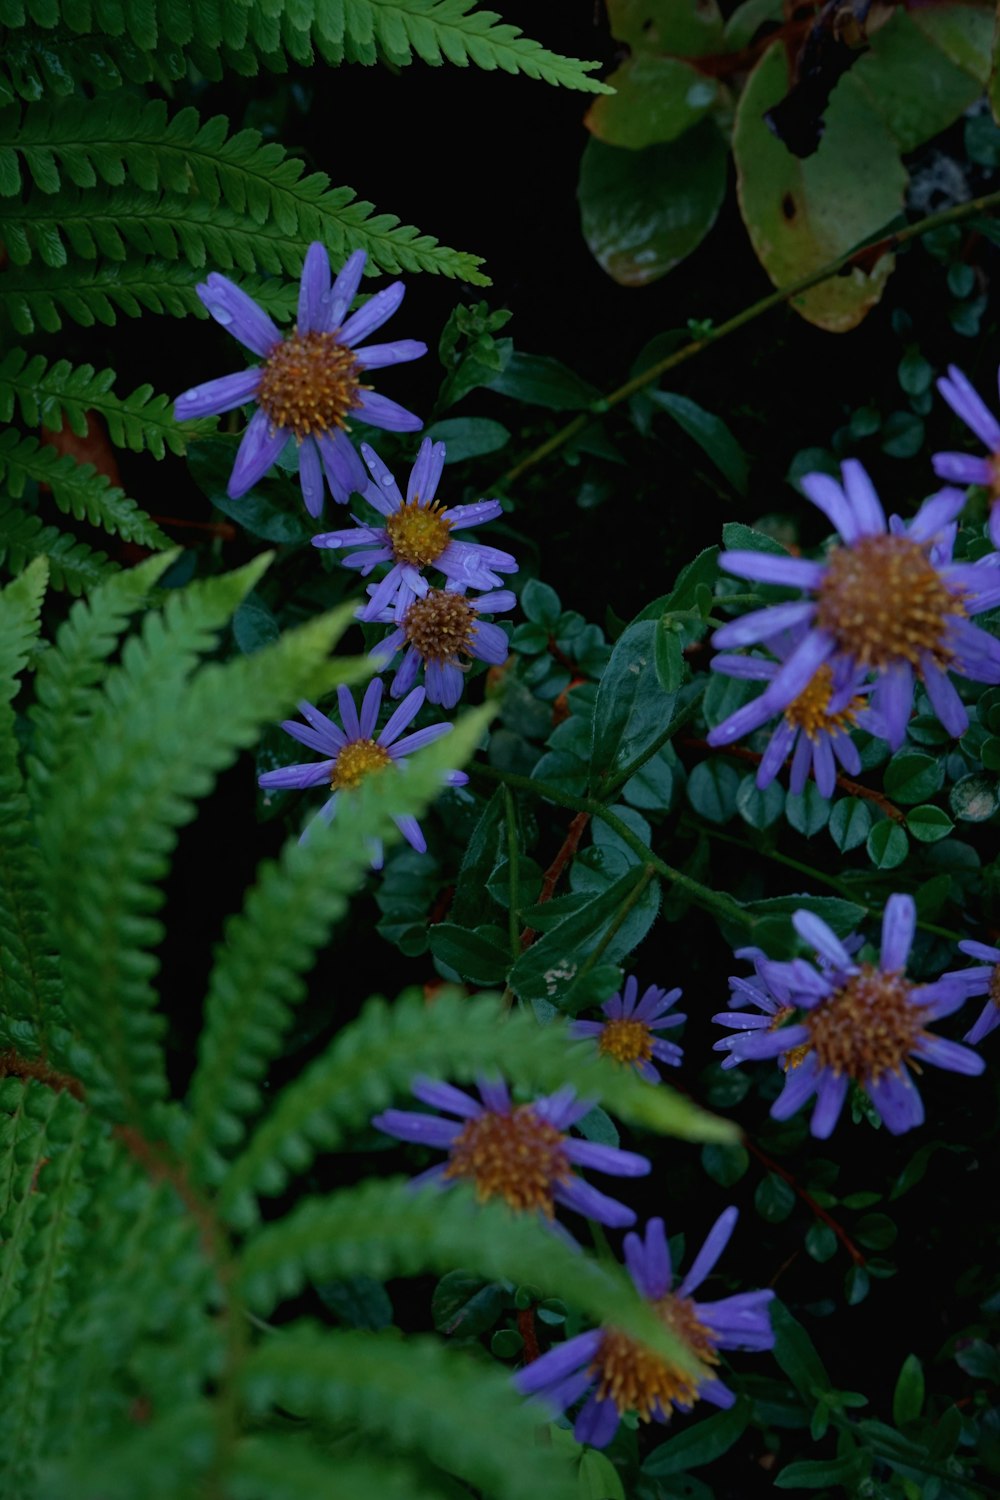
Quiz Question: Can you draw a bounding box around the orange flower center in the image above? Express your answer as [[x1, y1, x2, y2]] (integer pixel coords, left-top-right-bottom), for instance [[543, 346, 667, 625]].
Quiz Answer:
[[330, 738, 391, 791], [990, 964, 1000, 1010], [592, 1294, 719, 1420], [442, 1104, 571, 1215], [598, 1017, 654, 1066], [816, 534, 965, 672], [257, 328, 362, 440], [385, 500, 452, 567], [805, 963, 927, 1082], [783, 664, 864, 742], [403, 590, 478, 662]]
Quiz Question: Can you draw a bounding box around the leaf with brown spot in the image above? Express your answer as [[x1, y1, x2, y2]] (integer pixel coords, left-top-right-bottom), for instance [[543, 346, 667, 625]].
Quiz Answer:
[[585, 53, 721, 150], [734, 41, 906, 331], [606, 0, 725, 58]]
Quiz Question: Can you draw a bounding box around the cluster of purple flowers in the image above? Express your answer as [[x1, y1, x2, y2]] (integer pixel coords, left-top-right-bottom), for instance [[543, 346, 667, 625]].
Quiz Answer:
[[705, 361, 1000, 793], [176, 242, 518, 854]]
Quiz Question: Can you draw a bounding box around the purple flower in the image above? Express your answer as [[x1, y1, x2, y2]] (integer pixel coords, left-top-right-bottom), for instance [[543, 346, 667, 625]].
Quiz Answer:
[[372, 1078, 649, 1228], [515, 1209, 774, 1447], [709, 461, 1000, 750], [943, 939, 1000, 1046], [710, 630, 871, 797], [311, 438, 517, 620], [257, 678, 466, 868], [933, 364, 1000, 548], [366, 581, 515, 708], [174, 243, 426, 517], [714, 897, 982, 1137], [569, 975, 686, 1083]]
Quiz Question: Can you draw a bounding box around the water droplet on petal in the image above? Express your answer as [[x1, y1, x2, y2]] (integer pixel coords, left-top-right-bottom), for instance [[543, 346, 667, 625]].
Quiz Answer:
[[381, 474, 394, 488], [176, 390, 196, 404], [213, 306, 233, 326]]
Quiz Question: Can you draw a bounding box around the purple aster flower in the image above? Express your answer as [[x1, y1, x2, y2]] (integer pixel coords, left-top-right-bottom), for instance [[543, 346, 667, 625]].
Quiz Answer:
[[932, 363, 1000, 548], [515, 1209, 774, 1447], [174, 243, 425, 517], [943, 939, 1000, 1046], [712, 936, 864, 1071], [257, 679, 467, 869], [710, 629, 871, 797], [365, 581, 515, 708], [569, 975, 686, 1083], [311, 438, 517, 620], [372, 1078, 649, 1228], [715, 896, 982, 1137], [709, 461, 1000, 750]]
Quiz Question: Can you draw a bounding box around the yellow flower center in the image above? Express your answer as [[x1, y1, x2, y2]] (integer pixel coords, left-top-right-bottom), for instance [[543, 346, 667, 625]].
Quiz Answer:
[[385, 499, 453, 568], [989, 454, 1000, 501], [403, 590, 478, 663], [330, 738, 392, 791], [598, 1017, 654, 1066], [783, 664, 863, 742], [441, 1104, 571, 1215], [816, 534, 965, 672], [805, 964, 927, 1082], [990, 964, 1000, 1010], [257, 328, 362, 440], [592, 1294, 720, 1421]]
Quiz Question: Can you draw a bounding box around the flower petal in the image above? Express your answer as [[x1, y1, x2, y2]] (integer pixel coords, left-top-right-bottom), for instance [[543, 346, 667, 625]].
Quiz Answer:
[[174, 366, 262, 419], [228, 408, 289, 498], [197, 272, 282, 356]]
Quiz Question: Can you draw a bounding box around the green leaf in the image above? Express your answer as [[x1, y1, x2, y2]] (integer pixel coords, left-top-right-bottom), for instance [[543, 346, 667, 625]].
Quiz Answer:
[[187, 437, 311, 543], [433, 1270, 506, 1338], [905, 804, 953, 843], [649, 391, 749, 494], [607, 0, 725, 57], [578, 122, 727, 287], [228, 1443, 453, 1500], [733, 43, 906, 330], [428, 923, 510, 984], [805, 1223, 838, 1263], [578, 1448, 625, 1500], [774, 1451, 866, 1488], [849, 9, 982, 153], [643, 1396, 753, 1475], [686, 760, 739, 824], [785, 783, 830, 838], [892, 1354, 925, 1425], [0, 427, 168, 548], [424, 416, 511, 461], [585, 54, 719, 149], [755, 1173, 796, 1224], [591, 619, 676, 783], [721, 521, 787, 556], [701, 1143, 749, 1187], [770, 1299, 832, 1401], [240, 1329, 579, 1500], [488, 353, 601, 411], [742, 895, 866, 957], [866, 820, 909, 870], [910, 3, 994, 83], [829, 796, 872, 852], [736, 774, 785, 830]]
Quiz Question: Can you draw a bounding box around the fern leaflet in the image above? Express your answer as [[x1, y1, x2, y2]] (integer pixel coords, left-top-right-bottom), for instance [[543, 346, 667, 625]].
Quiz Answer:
[[0, 493, 113, 592], [0, 427, 169, 548]]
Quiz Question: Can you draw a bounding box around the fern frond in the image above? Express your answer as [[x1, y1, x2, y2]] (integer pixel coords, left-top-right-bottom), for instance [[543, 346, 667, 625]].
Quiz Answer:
[[38, 577, 364, 1125], [28, 551, 177, 808], [294, 0, 614, 91], [0, 349, 214, 458], [0, 258, 218, 334], [5, 179, 487, 283], [220, 990, 734, 1220], [0, 492, 113, 592], [238, 1177, 698, 1369], [230, 1443, 452, 1500], [0, 559, 60, 1041], [240, 1328, 579, 1500], [0, 1079, 92, 1493], [185, 704, 491, 1187], [33, 1402, 217, 1500], [0, 428, 169, 548]]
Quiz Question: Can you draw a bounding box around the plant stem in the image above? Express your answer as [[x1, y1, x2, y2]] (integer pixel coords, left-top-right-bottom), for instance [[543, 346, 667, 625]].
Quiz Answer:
[[501, 188, 1000, 486]]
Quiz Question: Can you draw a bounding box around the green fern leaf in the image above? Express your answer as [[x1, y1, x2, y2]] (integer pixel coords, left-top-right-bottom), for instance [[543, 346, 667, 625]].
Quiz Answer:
[[0, 559, 59, 1039], [0, 492, 113, 592], [38, 572, 365, 1125], [220, 989, 734, 1220], [33, 1401, 218, 1500], [0, 1080, 92, 1493], [0, 427, 169, 547], [240, 1328, 579, 1500], [5, 179, 488, 283], [28, 551, 177, 808], [185, 704, 491, 1186], [238, 1176, 700, 1370], [0, 349, 214, 458], [0, 257, 216, 334], [230, 1439, 460, 1500]]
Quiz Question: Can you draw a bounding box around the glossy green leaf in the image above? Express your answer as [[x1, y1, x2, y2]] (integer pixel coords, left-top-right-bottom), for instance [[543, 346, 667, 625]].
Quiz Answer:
[[578, 122, 727, 288], [883, 750, 943, 805], [701, 1143, 750, 1187], [643, 1396, 752, 1475], [649, 391, 749, 494], [829, 796, 872, 852], [686, 760, 739, 824], [427, 923, 510, 985], [733, 44, 906, 331], [606, 0, 725, 56], [905, 804, 953, 843], [785, 783, 830, 838], [586, 54, 720, 150], [910, 4, 994, 84], [771, 1299, 831, 1400], [866, 820, 909, 870], [591, 620, 676, 783], [424, 417, 511, 462], [488, 353, 601, 411]]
